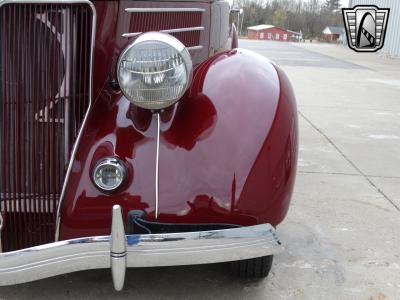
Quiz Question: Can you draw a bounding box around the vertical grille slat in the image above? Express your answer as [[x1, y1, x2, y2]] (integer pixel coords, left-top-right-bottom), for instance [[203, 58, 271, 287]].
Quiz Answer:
[[0, 2, 93, 252]]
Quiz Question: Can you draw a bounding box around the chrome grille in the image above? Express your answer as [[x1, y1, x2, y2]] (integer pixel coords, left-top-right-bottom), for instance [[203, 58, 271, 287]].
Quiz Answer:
[[0, 2, 94, 252]]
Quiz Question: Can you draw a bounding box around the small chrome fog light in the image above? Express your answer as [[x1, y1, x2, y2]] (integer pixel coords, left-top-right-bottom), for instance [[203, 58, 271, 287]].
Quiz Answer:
[[92, 157, 127, 192]]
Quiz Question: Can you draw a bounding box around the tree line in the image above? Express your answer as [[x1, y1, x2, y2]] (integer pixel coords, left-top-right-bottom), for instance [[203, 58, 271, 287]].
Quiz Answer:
[[233, 0, 343, 39]]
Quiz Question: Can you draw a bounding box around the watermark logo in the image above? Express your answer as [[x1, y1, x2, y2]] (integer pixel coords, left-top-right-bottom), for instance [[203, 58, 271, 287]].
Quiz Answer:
[[342, 5, 390, 53]]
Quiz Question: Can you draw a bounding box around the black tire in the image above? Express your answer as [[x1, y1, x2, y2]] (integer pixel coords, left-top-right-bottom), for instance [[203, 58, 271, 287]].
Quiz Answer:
[[230, 255, 273, 279]]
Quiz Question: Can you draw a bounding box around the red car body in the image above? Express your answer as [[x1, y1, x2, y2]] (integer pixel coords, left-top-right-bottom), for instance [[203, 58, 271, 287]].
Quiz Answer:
[[0, 0, 297, 289], [58, 0, 298, 240]]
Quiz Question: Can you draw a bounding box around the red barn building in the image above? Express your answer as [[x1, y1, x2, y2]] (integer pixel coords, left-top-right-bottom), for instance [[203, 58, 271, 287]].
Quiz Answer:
[[247, 25, 296, 41]]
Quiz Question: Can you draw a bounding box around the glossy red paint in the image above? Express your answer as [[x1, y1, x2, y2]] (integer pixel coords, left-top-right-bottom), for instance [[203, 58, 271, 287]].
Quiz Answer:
[[92, 1, 119, 101], [59, 49, 298, 240], [157, 50, 298, 226]]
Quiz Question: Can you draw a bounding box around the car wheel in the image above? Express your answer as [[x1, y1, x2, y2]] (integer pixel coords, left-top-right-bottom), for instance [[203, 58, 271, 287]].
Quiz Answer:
[[230, 255, 273, 279]]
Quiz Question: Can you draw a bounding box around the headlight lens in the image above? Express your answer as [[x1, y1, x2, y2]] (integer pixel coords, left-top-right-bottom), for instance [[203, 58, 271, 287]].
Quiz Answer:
[[117, 32, 193, 110], [93, 157, 126, 192]]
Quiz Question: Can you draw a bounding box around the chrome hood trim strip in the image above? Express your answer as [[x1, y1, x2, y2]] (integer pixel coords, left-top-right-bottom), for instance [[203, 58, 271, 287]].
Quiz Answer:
[[122, 26, 205, 38], [125, 7, 205, 13], [54, 0, 96, 241]]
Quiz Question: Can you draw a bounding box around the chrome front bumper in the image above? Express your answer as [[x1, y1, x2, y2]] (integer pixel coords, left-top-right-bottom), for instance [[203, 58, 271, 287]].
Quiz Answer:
[[0, 206, 283, 291]]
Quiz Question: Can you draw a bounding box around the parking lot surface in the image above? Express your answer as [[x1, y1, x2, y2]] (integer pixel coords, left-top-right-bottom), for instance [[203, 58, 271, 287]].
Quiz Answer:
[[1, 40, 400, 300]]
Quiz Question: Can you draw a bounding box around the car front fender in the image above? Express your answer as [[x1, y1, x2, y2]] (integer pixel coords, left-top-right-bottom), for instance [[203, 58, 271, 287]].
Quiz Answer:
[[58, 49, 298, 240]]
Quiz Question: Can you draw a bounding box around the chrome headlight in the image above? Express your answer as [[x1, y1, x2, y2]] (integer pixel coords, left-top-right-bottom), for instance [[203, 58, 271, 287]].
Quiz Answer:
[[117, 32, 193, 110], [92, 157, 127, 192]]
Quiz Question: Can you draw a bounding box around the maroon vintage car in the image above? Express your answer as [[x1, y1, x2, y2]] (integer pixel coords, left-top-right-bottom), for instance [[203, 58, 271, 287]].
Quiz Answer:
[[0, 0, 298, 290]]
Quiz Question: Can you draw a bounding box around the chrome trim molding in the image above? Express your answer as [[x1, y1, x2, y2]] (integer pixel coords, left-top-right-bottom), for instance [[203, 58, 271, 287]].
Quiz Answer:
[[155, 114, 160, 219], [122, 26, 205, 38], [187, 45, 203, 51], [54, 0, 96, 241], [0, 213, 3, 253], [125, 7, 205, 13], [0, 205, 283, 290]]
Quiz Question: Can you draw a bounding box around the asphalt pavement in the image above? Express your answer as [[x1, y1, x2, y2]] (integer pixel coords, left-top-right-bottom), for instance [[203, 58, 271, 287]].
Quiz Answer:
[[1, 40, 400, 300]]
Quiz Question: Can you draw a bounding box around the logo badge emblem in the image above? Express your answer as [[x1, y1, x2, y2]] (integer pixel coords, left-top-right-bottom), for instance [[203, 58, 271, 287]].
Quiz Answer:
[[342, 5, 390, 53]]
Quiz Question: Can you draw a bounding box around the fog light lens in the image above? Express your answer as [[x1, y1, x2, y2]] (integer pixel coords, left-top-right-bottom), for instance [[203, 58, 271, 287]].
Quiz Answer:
[[93, 157, 126, 192]]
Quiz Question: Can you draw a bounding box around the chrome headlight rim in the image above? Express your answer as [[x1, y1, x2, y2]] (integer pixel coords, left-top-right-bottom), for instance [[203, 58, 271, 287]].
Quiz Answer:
[[117, 32, 193, 110], [92, 157, 127, 192]]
